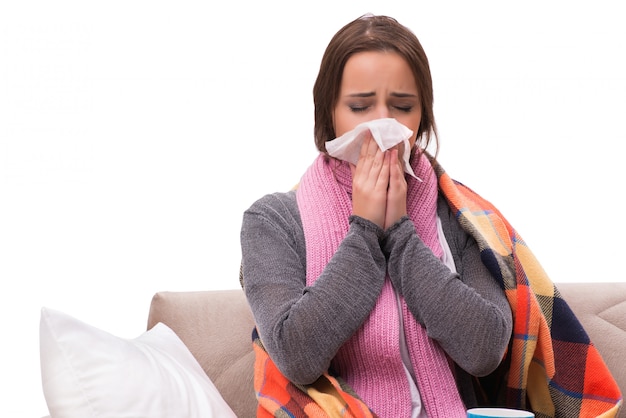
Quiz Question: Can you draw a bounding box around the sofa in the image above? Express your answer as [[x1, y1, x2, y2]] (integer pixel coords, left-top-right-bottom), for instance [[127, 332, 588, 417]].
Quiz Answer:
[[147, 282, 626, 418], [37, 283, 626, 417]]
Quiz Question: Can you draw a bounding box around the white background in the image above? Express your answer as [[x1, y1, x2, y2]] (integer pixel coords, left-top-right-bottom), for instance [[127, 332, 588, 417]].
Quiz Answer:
[[1, 1, 624, 416]]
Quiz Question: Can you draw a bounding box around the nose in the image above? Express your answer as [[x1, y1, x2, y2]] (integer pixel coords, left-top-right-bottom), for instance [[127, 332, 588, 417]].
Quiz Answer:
[[374, 104, 391, 120]]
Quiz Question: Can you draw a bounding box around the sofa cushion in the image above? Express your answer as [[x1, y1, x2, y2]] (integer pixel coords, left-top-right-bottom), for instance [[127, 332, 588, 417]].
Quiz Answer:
[[147, 290, 257, 418], [40, 307, 237, 418]]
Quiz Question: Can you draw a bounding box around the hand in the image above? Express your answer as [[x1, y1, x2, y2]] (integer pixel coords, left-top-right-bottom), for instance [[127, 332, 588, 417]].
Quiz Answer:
[[351, 135, 390, 228]]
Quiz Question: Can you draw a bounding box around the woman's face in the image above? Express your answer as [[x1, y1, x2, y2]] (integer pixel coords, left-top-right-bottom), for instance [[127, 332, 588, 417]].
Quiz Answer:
[[333, 51, 421, 150]]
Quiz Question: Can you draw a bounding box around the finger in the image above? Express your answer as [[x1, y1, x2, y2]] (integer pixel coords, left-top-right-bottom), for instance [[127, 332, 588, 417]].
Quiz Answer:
[[375, 150, 391, 191], [355, 134, 373, 175], [356, 134, 384, 182], [357, 133, 370, 161], [357, 134, 378, 163], [389, 149, 404, 183]]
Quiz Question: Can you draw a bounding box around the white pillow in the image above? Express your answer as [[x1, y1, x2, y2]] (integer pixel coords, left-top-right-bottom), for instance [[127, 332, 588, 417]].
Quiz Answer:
[[39, 307, 237, 418]]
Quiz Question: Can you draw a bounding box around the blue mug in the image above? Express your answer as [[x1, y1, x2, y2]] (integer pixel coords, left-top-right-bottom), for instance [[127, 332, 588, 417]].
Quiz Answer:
[[467, 408, 534, 417]]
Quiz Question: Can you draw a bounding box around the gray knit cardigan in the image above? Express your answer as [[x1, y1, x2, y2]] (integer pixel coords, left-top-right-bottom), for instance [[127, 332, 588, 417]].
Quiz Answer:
[[240, 190, 513, 408]]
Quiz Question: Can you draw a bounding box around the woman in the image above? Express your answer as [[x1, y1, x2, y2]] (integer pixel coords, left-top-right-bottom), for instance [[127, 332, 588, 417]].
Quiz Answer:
[[240, 14, 621, 418], [240, 14, 510, 417]]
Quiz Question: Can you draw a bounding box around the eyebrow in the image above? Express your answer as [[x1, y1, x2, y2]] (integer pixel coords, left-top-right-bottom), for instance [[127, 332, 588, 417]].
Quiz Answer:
[[346, 92, 418, 98]]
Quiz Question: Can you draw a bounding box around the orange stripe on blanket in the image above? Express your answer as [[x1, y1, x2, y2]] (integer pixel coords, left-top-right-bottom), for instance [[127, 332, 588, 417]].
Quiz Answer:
[[252, 330, 378, 418]]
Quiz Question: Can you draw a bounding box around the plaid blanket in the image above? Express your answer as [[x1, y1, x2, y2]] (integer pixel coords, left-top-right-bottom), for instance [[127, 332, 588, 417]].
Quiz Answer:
[[252, 328, 378, 418], [433, 158, 622, 417], [250, 158, 623, 417]]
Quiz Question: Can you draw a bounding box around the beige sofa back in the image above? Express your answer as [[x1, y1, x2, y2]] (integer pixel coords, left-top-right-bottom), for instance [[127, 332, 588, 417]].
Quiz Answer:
[[147, 283, 626, 418]]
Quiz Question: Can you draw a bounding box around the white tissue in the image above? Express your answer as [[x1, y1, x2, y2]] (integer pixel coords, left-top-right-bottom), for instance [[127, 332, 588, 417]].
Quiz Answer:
[[326, 118, 419, 179]]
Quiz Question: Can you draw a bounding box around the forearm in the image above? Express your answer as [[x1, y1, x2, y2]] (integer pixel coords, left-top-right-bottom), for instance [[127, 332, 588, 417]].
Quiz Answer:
[[382, 217, 512, 376], [242, 205, 386, 384]]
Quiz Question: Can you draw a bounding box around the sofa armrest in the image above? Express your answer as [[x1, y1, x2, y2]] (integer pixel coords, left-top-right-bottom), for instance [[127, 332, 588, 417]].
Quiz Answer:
[[147, 290, 256, 418]]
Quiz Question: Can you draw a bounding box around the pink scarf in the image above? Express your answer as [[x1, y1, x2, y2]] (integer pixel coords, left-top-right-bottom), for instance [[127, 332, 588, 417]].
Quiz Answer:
[[296, 152, 466, 417]]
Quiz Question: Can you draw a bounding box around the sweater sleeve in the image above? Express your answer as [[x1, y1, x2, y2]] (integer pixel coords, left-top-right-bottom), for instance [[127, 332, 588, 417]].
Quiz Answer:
[[381, 197, 512, 377], [240, 191, 387, 385]]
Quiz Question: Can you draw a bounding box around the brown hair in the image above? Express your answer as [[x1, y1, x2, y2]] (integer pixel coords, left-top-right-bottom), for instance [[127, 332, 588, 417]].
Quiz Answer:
[[313, 15, 438, 156]]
